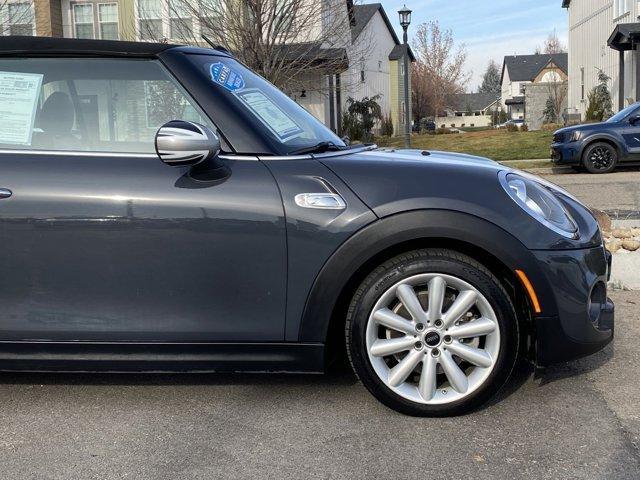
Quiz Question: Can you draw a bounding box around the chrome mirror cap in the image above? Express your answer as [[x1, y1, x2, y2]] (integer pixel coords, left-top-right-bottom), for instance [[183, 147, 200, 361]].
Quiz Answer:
[[155, 120, 221, 168]]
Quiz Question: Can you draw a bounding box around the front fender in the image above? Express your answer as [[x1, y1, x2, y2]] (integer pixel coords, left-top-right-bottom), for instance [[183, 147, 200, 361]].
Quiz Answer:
[[297, 210, 557, 343], [579, 132, 626, 157]]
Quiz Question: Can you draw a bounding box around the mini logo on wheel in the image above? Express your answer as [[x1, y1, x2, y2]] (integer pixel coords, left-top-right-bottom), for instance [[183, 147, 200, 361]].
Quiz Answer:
[[424, 331, 441, 347]]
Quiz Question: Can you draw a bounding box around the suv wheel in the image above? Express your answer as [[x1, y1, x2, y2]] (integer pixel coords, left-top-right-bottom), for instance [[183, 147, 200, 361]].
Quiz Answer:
[[582, 142, 618, 174], [346, 249, 520, 417]]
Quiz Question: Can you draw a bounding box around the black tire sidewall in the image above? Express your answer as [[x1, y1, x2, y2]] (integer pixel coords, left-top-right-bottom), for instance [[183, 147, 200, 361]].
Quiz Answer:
[[582, 142, 618, 174], [347, 250, 519, 417]]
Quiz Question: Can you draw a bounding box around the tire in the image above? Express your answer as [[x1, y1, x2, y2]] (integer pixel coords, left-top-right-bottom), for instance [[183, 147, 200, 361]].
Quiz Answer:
[[582, 142, 618, 174], [345, 249, 520, 417]]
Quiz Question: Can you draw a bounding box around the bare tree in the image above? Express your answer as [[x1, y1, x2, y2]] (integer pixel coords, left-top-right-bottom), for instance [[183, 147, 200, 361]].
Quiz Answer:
[[411, 21, 469, 121], [541, 71, 568, 124], [542, 30, 566, 54], [135, 0, 370, 96]]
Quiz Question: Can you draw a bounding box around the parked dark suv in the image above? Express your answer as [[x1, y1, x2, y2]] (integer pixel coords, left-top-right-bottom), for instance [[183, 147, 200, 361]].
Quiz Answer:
[[551, 102, 640, 173], [0, 37, 614, 416]]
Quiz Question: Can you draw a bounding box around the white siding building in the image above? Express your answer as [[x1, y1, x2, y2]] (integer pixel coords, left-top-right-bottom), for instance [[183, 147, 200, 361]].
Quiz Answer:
[[564, 0, 640, 118]]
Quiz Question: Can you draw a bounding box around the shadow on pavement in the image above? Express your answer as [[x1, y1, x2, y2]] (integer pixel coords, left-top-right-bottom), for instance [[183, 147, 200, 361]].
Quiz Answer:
[[537, 344, 613, 386]]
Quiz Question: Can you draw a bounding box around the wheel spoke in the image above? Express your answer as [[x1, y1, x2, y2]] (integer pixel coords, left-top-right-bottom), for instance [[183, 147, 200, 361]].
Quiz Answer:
[[370, 336, 415, 357], [372, 308, 415, 335], [427, 276, 446, 322], [448, 317, 496, 339], [418, 354, 438, 401], [388, 350, 422, 387], [396, 284, 428, 324], [439, 350, 468, 393], [441, 290, 477, 329], [446, 342, 493, 368]]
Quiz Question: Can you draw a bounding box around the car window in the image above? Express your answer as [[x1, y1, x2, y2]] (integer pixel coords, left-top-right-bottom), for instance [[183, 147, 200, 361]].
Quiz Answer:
[[606, 103, 640, 123], [0, 58, 219, 154], [185, 54, 346, 154]]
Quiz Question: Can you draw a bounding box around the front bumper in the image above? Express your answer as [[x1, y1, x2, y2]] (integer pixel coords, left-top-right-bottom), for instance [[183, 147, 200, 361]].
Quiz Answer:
[[531, 246, 614, 366], [550, 142, 581, 165]]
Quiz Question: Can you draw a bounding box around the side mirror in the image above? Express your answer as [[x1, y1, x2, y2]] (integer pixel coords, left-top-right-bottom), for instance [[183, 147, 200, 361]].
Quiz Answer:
[[629, 115, 640, 125], [155, 120, 221, 168]]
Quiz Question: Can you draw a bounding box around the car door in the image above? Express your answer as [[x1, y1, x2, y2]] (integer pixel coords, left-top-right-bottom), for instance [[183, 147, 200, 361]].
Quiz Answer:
[[0, 56, 287, 342], [618, 107, 640, 159]]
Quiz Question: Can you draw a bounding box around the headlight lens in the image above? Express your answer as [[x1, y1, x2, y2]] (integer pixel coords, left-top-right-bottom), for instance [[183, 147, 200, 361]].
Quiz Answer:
[[500, 172, 578, 238], [569, 131, 581, 142]]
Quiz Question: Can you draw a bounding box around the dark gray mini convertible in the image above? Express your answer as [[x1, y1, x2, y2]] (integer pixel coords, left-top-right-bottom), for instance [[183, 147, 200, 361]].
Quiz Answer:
[[0, 37, 614, 416]]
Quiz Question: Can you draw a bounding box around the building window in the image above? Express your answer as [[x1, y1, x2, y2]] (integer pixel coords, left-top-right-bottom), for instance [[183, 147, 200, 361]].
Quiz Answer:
[[5, 2, 34, 36], [400, 62, 405, 76], [138, 0, 163, 40], [71, 2, 119, 40], [401, 101, 406, 123], [378, 60, 382, 71], [73, 4, 95, 38], [136, 0, 216, 41], [580, 67, 585, 101], [615, 0, 630, 18], [98, 3, 119, 40], [169, 0, 193, 40], [360, 70, 365, 82]]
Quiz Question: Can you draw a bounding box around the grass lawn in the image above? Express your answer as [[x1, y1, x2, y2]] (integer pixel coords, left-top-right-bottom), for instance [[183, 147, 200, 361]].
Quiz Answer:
[[375, 129, 554, 162]]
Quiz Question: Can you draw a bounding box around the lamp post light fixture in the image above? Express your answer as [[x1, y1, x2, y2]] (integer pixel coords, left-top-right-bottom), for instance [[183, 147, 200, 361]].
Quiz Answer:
[[398, 5, 412, 148]]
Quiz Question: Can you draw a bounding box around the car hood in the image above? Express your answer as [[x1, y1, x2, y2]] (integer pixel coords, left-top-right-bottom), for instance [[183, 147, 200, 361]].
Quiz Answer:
[[374, 148, 499, 166], [318, 147, 601, 250], [554, 122, 609, 136]]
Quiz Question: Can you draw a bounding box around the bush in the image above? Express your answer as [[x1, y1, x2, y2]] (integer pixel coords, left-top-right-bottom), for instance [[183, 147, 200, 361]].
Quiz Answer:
[[436, 128, 457, 135], [520, 124, 529, 132], [506, 123, 519, 132], [340, 112, 364, 142], [541, 123, 563, 132], [380, 114, 394, 137]]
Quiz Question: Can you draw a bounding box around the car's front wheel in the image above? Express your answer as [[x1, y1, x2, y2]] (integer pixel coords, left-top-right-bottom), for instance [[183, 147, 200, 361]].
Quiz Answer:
[[346, 249, 520, 416], [582, 142, 618, 174]]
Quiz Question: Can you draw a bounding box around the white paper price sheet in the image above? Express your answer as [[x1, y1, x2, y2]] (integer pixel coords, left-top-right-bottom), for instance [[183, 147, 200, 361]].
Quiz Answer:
[[0, 71, 44, 145]]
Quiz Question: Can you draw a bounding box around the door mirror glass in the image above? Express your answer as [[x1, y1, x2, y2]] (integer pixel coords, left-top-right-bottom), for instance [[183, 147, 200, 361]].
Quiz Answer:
[[155, 120, 221, 167]]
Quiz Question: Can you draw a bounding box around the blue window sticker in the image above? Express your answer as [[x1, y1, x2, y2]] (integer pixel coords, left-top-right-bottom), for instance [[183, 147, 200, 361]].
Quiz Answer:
[[209, 62, 245, 92]]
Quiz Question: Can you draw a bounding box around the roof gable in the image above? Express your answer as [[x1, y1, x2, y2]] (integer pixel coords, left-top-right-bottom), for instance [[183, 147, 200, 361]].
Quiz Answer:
[[352, 3, 415, 61], [502, 53, 568, 82]]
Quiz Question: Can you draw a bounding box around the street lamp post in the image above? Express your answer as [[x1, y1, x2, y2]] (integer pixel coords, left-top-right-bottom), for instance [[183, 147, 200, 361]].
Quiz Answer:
[[398, 5, 412, 149]]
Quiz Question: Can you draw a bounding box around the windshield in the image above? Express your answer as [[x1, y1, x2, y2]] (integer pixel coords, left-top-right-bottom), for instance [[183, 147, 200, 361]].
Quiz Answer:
[[186, 55, 345, 154], [606, 103, 640, 123]]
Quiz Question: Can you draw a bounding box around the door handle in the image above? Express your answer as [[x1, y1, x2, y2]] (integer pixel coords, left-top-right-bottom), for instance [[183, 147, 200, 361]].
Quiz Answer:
[[0, 188, 12, 199]]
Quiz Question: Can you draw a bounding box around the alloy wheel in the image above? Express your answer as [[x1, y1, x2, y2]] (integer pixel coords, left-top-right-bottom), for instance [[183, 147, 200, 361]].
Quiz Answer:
[[365, 273, 500, 405], [588, 146, 614, 171]]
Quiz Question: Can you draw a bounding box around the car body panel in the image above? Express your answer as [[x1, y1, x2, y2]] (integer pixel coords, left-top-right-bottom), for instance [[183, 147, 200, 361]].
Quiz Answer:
[[320, 150, 601, 250], [261, 158, 377, 341], [0, 153, 287, 342]]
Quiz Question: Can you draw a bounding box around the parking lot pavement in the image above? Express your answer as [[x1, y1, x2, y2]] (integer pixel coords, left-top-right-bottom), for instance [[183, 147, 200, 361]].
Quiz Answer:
[[0, 290, 637, 479], [534, 167, 640, 217]]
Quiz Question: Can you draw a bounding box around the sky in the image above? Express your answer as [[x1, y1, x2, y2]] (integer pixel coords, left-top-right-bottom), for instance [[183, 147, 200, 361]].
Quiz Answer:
[[379, 0, 569, 91]]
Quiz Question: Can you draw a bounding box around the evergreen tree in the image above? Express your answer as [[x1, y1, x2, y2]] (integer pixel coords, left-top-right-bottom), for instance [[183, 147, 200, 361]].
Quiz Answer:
[[585, 70, 614, 122], [542, 96, 558, 124], [478, 60, 501, 94], [345, 95, 383, 142]]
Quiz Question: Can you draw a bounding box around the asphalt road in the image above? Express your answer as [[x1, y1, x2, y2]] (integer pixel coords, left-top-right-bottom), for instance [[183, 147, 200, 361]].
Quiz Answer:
[[0, 290, 637, 479], [538, 166, 640, 218]]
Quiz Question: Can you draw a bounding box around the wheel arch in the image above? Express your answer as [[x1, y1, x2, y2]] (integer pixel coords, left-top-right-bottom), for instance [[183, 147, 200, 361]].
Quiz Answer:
[[298, 210, 553, 358], [579, 135, 624, 160]]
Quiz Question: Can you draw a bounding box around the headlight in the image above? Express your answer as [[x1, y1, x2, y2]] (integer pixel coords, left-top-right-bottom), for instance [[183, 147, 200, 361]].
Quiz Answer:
[[500, 172, 578, 239], [569, 131, 581, 142]]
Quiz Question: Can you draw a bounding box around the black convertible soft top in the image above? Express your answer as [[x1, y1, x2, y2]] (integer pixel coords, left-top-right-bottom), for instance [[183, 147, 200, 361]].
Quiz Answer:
[[0, 36, 226, 57]]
